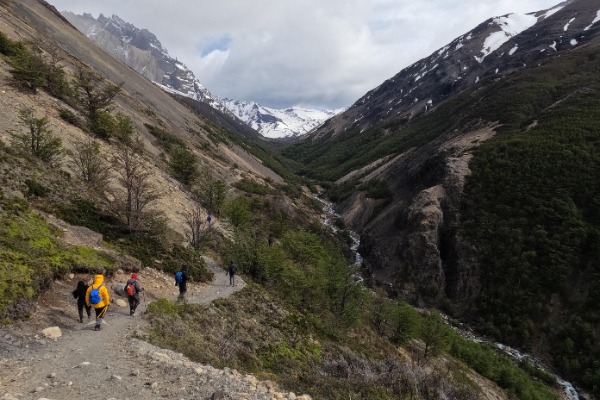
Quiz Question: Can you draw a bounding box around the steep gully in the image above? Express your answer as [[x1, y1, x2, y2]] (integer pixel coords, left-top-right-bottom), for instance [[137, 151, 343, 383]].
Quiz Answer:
[[316, 195, 581, 400]]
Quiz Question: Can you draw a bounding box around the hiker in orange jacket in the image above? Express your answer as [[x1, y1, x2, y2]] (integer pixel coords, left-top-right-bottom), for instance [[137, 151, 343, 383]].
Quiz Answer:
[[85, 274, 110, 331]]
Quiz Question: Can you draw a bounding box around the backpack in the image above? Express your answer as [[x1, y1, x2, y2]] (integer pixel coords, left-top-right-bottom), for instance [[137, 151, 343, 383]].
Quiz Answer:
[[89, 284, 104, 305], [125, 282, 135, 297], [175, 271, 183, 286]]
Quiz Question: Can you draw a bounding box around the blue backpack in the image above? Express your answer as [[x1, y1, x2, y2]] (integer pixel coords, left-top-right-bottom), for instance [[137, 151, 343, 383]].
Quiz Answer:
[[89, 284, 103, 305], [175, 271, 183, 286]]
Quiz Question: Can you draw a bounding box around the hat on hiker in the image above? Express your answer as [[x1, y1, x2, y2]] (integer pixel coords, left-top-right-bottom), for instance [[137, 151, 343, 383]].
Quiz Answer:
[[132, 273, 138, 279]]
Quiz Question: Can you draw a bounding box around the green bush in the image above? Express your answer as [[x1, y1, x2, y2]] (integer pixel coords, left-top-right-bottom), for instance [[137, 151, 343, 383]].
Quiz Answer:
[[0, 200, 117, 319], [169, 145, 197, 185], [145, 124, 185, 151], [233, 178, 271, 195], [58, 108, 84, 129]]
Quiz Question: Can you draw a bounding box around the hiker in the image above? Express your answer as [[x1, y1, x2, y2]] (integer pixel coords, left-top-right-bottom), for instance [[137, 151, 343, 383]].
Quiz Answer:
[[125, 273, 144, 316], [72, 280, 91, 323], [86, 274, 110, 331], [175, 267, 189, 302], [227, 260, 237, 286]]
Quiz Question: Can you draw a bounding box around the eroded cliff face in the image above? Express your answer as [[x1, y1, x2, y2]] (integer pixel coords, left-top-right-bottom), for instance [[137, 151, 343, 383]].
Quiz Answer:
[[338, 123, 496, 309]]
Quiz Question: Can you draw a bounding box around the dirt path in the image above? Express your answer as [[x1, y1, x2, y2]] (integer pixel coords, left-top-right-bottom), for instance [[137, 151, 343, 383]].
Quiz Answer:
[[0, 258, 304, 400]]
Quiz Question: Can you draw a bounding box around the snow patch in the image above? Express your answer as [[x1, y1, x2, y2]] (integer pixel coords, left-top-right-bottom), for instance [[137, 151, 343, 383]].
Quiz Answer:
[[564, 17, 575, 31], [475, 13, 538, 63], [570, 39, 578, 46], [584, 11, 600, 31], [550, 41, 557, 51], [508, 45, 518, 55], [540, 5, 565, 19]]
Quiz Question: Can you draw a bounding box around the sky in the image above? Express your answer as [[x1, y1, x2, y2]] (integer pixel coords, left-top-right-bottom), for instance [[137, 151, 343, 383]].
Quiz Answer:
[[49, 0, 562, 110]]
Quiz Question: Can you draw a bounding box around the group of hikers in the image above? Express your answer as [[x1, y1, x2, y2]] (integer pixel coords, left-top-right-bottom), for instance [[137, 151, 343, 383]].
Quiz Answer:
[[72, 273, 143, 331], [71, 261, 238, 330]]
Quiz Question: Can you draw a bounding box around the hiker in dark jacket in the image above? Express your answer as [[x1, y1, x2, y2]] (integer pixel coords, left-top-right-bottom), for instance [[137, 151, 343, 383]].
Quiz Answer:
[[176, 267, 190, 302], [72, 280, 91, 323], [125, 273, 144, 316], [227, 261, 237, 286]]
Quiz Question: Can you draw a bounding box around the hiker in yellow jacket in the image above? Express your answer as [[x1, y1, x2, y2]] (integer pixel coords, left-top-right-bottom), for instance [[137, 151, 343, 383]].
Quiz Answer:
[[85, 274, 110, 331]]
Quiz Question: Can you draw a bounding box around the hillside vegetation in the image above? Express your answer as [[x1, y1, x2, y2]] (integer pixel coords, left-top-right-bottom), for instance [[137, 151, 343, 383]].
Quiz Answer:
[[460, 46, 600, 396], [0, 3, 577, 399], [282, 37, 600, 397]]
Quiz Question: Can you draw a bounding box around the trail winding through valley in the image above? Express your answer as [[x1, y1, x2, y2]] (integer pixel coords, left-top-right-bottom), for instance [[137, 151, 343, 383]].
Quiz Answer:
[[0, 257, 306, 400]]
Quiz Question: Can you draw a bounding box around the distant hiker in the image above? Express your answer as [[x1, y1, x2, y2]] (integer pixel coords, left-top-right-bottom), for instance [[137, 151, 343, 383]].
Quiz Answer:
[[175, 267, 189, 302], [125, 273, 144, 316], [72, 280, 91, 323], [86, 274, 110, 331], [207, 214, 212, 225], [227, 261, 237, 286]]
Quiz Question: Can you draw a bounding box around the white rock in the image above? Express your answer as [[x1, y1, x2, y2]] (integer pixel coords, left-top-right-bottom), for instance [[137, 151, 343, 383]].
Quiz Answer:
[[114, 299, 128, 307], [41, 327, 62, 340]]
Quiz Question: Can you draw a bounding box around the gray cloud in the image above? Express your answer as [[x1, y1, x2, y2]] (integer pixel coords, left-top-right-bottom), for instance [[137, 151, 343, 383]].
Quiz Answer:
[[49, 0, 561, 109]]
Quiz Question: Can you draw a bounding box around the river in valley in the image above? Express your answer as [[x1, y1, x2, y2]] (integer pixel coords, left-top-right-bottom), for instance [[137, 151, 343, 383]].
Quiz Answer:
[[316, 194, 583, 400]]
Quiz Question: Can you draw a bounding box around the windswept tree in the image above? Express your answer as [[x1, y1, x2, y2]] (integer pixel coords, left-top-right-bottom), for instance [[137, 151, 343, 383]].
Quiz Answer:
[[8, 42, 45, 93], [73, 65, 122, 138], [105, 135, 159, 232], [11, 107, 62, 165]]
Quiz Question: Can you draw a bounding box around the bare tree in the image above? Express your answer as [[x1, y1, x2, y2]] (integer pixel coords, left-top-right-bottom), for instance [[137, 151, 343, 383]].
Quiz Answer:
[[184, 203, 209, 248], [70, 138, 110, 191], [105, 135, 159, 232]]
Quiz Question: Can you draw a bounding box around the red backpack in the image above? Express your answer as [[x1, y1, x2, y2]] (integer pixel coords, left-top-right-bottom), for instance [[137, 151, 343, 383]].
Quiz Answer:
[[125, 282, 135, 297]]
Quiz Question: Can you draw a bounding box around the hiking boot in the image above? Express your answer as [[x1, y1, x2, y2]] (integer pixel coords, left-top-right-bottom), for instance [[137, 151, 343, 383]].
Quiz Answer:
[[94, 324, 101, 331], [130, 311, 135, 316], [79, 318, 83, 323]]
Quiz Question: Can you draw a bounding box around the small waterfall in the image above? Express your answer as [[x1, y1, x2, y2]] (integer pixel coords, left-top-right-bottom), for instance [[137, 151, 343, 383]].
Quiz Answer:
[[315, 193, 583, 400]]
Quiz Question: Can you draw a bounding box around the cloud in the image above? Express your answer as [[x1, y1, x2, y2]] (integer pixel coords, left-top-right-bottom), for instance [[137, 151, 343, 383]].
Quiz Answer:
[[49, 0, 561, 109]]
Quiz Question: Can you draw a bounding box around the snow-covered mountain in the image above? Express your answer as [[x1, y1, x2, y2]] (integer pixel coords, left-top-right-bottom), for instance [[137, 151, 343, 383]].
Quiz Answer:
[[312, 0, 600, 139], [220, 99, 343, 139], [62, 12, 340, 139]]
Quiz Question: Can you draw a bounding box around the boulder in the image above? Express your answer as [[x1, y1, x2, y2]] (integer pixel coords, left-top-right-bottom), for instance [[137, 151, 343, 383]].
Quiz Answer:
[[114, 299, 127, 307], [112, 283, 126, 297], [41, 326, 62, 340]]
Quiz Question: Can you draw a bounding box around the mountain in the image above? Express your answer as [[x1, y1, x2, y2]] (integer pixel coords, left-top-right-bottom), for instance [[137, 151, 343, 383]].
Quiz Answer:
[[220, 98, 342, 139], [283, 0, 600, 396], [61, 12, 339, 139], [308, 0, 593, 142], [0, 1, 587, 398]]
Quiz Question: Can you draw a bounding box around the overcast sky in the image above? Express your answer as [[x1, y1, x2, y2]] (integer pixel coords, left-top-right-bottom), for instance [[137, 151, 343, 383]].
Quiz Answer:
[[49, 0, 561, 110]]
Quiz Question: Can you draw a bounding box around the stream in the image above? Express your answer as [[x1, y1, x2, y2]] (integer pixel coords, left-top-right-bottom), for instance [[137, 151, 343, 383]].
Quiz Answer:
[[316, 195, 582, 400]]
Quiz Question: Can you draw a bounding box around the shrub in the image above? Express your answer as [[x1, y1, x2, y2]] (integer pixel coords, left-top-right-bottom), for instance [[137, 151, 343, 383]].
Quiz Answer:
[[169, 145, 197, 185], [11, 107, 62, 165]]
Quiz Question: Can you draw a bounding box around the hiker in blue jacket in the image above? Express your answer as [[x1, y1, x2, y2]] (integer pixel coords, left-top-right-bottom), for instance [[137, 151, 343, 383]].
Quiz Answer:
[[175, 267, 189, 302]]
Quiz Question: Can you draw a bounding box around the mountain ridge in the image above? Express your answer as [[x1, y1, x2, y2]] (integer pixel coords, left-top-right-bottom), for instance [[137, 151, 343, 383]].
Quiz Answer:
[[61, 11, 340, 139]]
